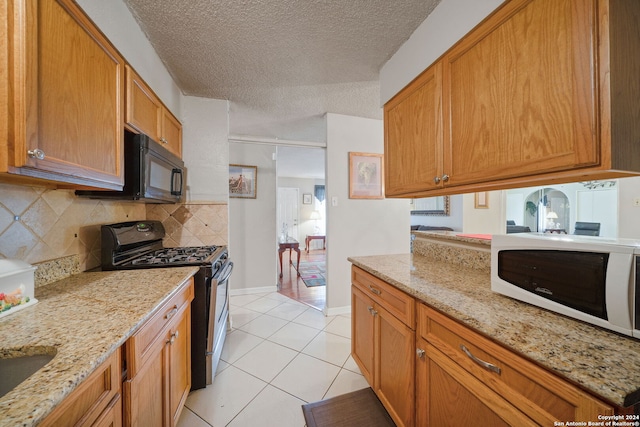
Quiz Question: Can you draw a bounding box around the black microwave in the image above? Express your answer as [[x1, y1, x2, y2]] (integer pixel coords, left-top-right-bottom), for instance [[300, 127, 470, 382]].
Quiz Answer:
[[76, 132, 185, 203]]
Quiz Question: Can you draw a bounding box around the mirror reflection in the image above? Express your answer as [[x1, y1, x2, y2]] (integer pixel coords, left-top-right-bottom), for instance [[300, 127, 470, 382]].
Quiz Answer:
[[411, 196, 450, 216], [505, 181, 617, 237]]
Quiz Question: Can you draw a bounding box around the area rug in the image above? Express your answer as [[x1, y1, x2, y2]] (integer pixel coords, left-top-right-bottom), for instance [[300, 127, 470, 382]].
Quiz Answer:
[[302, 387, 395, 427], [296, 261, 326, 287]]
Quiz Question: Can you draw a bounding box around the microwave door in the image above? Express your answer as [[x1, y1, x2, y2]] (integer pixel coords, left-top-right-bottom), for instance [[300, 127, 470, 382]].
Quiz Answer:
[[144, 151, 183, 202]]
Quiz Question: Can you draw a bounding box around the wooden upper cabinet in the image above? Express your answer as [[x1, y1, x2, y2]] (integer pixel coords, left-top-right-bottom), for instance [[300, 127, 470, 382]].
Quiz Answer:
[[125, 65, 182, 158], [4, 0, 125, 189], [160, 107, 183, 158], [125, 65, 162, 142], [385, 63, 443, 196], [384, 0, 640, 198], [443, 0, 598, 187]]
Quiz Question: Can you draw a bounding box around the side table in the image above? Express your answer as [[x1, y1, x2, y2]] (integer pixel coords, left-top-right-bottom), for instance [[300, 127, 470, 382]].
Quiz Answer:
[[305, 235, 326, 253], [278, 237, 300, 278]]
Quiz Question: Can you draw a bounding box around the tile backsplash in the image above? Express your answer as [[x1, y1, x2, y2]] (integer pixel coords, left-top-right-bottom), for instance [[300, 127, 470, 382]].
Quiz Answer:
[[146, 202, 229, 248], [0, 183, 228, 271]]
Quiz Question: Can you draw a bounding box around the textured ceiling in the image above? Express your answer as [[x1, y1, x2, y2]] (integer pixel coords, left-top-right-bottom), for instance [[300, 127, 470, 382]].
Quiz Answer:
[[122, 0, 441, 143]]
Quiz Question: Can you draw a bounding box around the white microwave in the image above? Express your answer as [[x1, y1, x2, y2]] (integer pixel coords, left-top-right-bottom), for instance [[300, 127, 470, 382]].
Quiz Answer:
[[491, 233, 640, 339]]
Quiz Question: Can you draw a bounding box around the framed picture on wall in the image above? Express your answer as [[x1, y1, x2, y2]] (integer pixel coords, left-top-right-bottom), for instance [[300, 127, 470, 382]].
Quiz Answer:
[[303, 194, 312, 204], [348, 152, 384, 199], [229, 164, 257, 198], [474, 191, 489, 209]]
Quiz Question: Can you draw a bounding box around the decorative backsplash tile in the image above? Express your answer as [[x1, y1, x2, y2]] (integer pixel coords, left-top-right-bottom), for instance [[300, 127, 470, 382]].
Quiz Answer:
[[146, 202, 229, 247], [0, 183, 146, 270], [0, 183, 229, 272]]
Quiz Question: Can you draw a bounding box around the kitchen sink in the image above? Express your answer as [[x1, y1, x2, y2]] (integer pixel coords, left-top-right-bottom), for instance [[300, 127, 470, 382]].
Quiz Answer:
[[0, 348, 56, 398]]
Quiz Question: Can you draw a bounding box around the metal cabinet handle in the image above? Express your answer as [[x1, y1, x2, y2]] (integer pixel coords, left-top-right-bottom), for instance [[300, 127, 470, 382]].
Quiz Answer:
[[367, 306, 378, 316], [433, 176, 441, 184], [164, 305, 178, 320], [368, 285, 381, 295], [460, 344, 501, 375], [416, 348, 425, 358], [27, 149, 46, 160], [160, 137, 168, 144], [441, 174, 450, 183], [167, 330, 179, 344]]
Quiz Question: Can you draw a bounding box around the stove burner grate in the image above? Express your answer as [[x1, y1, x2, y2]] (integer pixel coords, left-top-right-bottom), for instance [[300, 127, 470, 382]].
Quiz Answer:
[[130, 245, 220, 266]]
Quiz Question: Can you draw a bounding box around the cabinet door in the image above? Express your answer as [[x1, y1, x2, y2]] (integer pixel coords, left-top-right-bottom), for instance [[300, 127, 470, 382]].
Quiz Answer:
[[93, 395, 123, 427], [168, 306, 191, 426], [124, 339, 166, 427], [442, 0, 598, 187], [385, 63, 443, 196], [9, 0, 124, 189], [417, 337, 537, 427], [160, 108, 182, 158], [375, 304, 415, 427], [126, 65, 162, 141], [40, 349, 121, 427], [351, 285, 375, 384], [418, 304, 615, 425]]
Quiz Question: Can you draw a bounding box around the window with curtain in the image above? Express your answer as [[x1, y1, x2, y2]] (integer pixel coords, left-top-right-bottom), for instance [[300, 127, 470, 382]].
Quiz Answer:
[[314, 185, 325, 203]]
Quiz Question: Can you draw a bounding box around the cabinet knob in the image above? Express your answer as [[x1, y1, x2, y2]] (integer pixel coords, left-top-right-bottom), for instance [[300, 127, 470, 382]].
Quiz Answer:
[[416, 348, 425, 358], [367, 306, 378, 317], [27, 149, 46, 160], [433, 176, 441, 184], [441, 174, 450, 182], [167, 330, 179, 344], [160, 137, 168, 144]]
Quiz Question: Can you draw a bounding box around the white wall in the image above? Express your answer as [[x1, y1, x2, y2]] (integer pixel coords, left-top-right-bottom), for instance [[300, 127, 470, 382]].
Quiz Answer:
[[325, 113, 410, 313], [76, 0, 182, 115], [380, 0, 505, 104], [462, 191, 505, 235], [182, 97, 229, 202], [229, 143, 278, 292], [615, 177, 640, 238]]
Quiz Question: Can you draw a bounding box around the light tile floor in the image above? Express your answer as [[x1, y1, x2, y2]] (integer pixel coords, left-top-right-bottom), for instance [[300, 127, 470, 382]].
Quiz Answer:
[[177, 292, 368, 427]]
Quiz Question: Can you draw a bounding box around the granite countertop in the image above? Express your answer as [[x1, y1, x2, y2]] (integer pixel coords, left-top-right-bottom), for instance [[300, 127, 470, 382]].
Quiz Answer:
[[348, 252, 640, 409], [0, 266, 199, 427]]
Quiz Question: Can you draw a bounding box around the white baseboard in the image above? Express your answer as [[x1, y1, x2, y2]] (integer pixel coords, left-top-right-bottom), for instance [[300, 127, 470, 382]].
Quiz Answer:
[[230, 285, 277, 296], [324, 305, 351, 316]]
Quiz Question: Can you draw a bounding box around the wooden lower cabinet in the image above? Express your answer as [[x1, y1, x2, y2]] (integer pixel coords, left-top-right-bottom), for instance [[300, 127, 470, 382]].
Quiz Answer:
[[40, 349, 121, 427], [351, 264, 619, 427], [417, 335, 536, 426], [375, 302, 415, 427], [124, 279, 193, 427], [93, 394, 123, 427], [416, 304, 614, 426], [352, 266, 415, 427], [351, 285, 375, 384]]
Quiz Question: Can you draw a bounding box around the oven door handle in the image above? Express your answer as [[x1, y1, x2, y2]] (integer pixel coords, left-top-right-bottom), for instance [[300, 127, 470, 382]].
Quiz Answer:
[[216, 261, 234, 283]]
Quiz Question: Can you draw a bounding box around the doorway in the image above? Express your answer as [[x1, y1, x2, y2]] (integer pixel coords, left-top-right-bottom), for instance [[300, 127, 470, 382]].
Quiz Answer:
[[275, 146, 326, 310]]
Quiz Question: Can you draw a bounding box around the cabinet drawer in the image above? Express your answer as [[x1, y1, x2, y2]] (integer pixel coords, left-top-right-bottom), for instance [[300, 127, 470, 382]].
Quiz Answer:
[[418, 304, 613, 424], [126, 278, 194, 377], [352, 266, 414, 328], [40, 348, 121, 427]]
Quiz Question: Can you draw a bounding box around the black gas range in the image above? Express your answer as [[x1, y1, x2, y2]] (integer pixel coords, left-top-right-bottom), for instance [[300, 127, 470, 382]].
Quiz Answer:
[[101, 220, 233, 390]]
